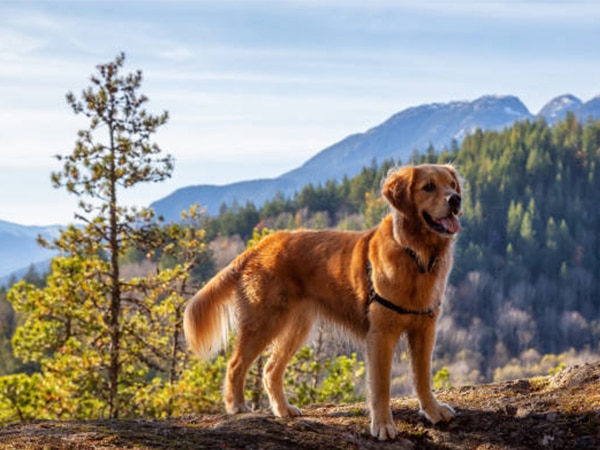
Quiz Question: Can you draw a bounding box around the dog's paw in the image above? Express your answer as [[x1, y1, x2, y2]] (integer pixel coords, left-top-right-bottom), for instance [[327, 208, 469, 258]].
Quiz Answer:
[[226, 403, 252, 414], [273, 403, 302, 418], [370, 418, 398, 441], [421, 402, 455, 424]]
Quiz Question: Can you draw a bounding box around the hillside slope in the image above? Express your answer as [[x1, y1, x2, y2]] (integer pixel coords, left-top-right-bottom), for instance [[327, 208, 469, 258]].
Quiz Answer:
[[0, 220, 59, 282], [1, 361, 598, 449]]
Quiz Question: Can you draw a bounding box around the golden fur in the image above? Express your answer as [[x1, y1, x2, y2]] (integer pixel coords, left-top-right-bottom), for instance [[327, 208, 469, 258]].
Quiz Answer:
[[184, 164, 462, 440]]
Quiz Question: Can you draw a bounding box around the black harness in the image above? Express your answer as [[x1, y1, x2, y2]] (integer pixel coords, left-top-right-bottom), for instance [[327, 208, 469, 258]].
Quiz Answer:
[[366, 249, 440, 318]]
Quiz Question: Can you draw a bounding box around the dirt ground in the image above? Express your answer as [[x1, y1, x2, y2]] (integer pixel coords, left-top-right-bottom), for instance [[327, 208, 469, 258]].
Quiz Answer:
[[1, 361, 598, 450]]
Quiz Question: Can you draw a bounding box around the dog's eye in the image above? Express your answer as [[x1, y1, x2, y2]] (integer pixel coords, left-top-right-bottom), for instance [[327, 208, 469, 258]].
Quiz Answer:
[[423, 182, 436, 192], [450, 181, 457, 190]]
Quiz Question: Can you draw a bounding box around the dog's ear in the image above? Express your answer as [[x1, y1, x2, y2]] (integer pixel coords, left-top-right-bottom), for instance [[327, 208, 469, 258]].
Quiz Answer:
[[382, 166, 415, 214]]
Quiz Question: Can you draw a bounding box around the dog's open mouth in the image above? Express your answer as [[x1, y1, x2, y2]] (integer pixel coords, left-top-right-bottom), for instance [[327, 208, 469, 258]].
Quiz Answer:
[[423, 212, 461, 235]]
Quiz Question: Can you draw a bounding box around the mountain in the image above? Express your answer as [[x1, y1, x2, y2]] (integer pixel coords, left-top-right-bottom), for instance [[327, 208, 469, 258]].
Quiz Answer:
[[151, 95, 535, 221], [538, 94, 600, 125], [538, 94, 583, 123], [283, 95, 532, 186], [0, 220, 60, 284], [577, 95, 600, 122], [152, 94, 600, 222]]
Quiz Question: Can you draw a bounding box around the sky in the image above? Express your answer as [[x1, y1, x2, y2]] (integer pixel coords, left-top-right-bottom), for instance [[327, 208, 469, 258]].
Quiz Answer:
[[1, 0, 599, 226]]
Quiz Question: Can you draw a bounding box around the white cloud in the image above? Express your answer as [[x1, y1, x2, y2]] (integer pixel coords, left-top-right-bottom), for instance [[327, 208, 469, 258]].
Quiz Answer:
[[399, 0, 600, 23], [0, 28, 44, 56], [156, 47, 196, 62], [274, 0, 600, 22]]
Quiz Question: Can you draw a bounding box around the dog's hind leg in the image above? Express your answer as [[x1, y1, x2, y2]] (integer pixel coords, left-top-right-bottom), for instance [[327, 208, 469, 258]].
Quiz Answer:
[[224, 285, 298, 414], [224, 323, 275, 414], [263, 307, 314, 417]]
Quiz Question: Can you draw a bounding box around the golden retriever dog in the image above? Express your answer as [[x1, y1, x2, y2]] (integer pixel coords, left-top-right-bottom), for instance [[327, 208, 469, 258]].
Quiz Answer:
[[184, 164, 462, 440]]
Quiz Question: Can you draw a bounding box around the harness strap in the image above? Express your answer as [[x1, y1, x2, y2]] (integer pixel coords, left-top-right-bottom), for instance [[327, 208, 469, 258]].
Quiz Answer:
[[366, 260, 439, 318]]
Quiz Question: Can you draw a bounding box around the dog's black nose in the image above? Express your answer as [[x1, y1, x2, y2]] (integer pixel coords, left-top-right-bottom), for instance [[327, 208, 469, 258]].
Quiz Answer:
[[449, 194, 461, 214]]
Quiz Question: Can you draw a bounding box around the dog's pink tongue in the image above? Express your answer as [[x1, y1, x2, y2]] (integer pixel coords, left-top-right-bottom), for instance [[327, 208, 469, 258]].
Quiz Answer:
[[440, 216, 461, 234]]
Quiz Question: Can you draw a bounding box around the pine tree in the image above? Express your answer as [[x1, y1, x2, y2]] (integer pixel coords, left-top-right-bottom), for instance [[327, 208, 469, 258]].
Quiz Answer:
[[14, 53, 174, 419]]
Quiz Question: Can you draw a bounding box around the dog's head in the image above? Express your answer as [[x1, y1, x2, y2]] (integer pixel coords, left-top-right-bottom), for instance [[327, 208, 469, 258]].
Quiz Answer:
[[383, 164, 462, 237]]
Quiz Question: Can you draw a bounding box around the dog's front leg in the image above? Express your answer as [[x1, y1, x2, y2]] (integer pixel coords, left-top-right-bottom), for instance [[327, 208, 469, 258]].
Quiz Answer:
[[407, 320, 455, 424], [366, 331, 398, 440]]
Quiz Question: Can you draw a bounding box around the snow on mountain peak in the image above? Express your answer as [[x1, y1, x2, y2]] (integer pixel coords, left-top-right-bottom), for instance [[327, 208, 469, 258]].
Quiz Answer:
[[538, 94, 582, 119]]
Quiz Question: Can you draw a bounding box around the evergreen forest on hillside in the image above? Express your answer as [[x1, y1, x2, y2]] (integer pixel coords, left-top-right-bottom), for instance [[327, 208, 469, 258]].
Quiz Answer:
[[1, 112, 599, 422], [194, 113, 600, 382]]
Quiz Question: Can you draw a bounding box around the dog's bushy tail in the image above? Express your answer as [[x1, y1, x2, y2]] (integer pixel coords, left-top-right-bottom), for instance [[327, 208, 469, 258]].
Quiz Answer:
[[183, 263, 239, 359]]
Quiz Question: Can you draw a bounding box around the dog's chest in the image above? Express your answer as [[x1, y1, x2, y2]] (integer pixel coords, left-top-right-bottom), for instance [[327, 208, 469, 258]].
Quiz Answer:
[[380, 262, 449, 309], [413, 272, 446, 304]]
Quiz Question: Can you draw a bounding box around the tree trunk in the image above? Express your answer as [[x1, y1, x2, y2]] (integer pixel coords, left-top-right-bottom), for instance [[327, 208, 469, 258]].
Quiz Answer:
[[108, 124, 121, 419]]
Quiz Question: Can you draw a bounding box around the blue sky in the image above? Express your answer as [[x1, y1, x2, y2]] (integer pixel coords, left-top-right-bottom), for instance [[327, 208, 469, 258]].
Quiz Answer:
[[1, 0, 599, 225]]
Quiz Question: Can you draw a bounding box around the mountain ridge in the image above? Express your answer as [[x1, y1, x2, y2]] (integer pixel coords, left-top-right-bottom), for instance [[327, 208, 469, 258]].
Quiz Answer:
[[0, 220, 60, 284], [150, 93, 600, 221], [538, 94, 583, 122]]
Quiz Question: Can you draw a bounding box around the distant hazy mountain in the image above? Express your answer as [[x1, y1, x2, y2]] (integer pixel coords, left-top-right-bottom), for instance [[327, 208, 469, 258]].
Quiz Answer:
[[576, 95, 600, 123], [537, 93, 600, 125], [0, 220, 59, 284], [152, 94, 600, 223], [538, 94, 584, 123], [152, 95, 538, 221]]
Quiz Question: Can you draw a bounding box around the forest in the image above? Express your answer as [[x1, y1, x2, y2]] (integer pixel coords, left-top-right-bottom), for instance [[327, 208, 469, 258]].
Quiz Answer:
[[0, 53, 598, 423]]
